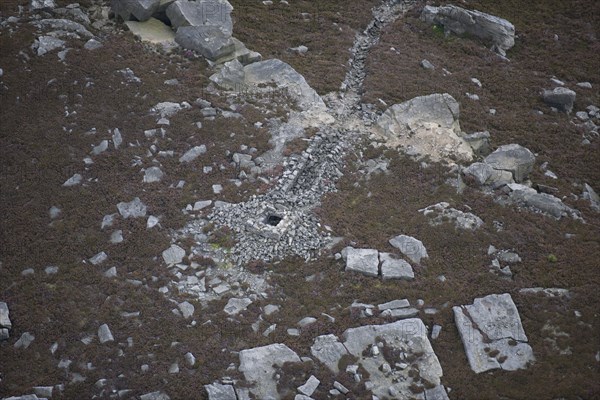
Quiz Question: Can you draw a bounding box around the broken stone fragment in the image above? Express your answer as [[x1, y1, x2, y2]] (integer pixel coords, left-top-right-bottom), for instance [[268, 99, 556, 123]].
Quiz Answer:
[[379, 252, 414, 280], [178, 301, 195, 318], [14, 331, 35, 349]]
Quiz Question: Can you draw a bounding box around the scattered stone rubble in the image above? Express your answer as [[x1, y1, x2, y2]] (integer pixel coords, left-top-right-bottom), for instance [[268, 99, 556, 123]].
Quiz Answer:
[[419, 202, 484, 230]]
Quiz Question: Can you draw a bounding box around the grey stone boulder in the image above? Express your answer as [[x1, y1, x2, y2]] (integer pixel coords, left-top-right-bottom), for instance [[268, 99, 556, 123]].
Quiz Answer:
[[205, 383, 236, 400], [389, 235, 428, 264], [175, 25, 235, 61], [376, 93, 473, 163], [345, 248, 379, 277], [453, 293, 534, 373], [483, 144, 535, 183], [238, 343, 302, 400], [542, 87, 576, 113], [379, 253, 414, 280], [421, 5, 515, 56], [209, 59, 245, 89], [166, 0, 233, 34], [111, 0, 161, 22]]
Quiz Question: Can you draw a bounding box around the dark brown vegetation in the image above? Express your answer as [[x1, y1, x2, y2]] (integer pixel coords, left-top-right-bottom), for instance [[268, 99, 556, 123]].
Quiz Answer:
[[1, 0, 599, 399]]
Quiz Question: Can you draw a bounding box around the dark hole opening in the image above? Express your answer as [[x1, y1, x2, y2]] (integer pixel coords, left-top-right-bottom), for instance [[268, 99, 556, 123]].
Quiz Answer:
[[265, 215, 283, 226]]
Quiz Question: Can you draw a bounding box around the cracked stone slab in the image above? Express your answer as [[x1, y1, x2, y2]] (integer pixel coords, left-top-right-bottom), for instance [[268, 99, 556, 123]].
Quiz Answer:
[[453, 293, 535, 373]]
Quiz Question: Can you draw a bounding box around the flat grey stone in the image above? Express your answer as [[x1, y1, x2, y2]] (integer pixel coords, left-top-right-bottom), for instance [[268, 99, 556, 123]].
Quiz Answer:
[[379, 253, 414, 280], [381, 307, 419, 319], [98, 323, 114, 343], [378, 299, 410, 311], [162, 244, 185, 265], [110, 230, 123, 244], [223, 297, 252, 315], [125, 18, 177, 50], [389, 235, 428, 264], [117, 197, 147, 218], [239, 343, 301, 400], [345, 248, 379, 277], [193, 200, 212, 210]]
